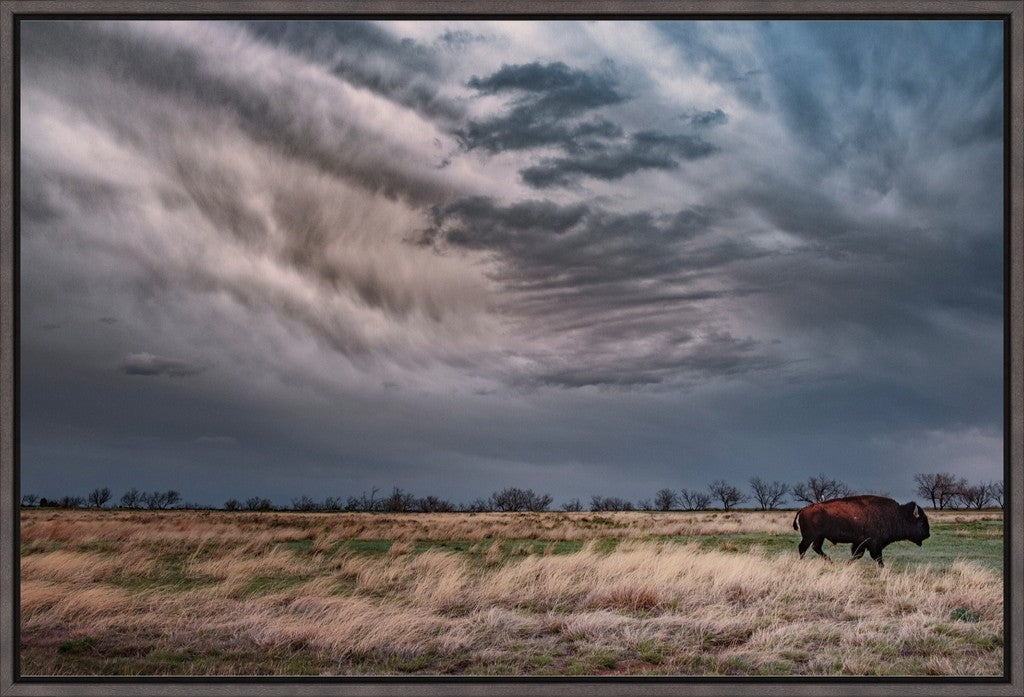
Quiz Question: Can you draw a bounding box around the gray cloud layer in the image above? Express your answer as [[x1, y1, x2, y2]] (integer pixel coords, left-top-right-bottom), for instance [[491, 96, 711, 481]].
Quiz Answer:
[[459, 60, 719, 188], [18, 19, 1004, 505]]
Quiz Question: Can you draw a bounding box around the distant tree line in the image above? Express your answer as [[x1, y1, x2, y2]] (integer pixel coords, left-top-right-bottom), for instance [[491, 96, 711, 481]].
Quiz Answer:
[[913, 473, 1003, 510], [20, 488, 182, 510], [19, 472, 1004, 512]]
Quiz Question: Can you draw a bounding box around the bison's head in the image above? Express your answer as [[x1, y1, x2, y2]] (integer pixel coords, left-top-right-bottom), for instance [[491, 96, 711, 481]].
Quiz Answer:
[[902, 501, 930, 545]]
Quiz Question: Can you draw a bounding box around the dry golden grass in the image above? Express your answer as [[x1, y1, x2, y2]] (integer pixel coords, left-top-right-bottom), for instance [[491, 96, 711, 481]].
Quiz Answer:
[[20, 507, 997, 544], [19, 508, 1004, 676]]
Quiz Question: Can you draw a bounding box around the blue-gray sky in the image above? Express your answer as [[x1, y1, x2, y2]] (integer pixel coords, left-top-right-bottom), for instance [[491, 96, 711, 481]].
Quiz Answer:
[[19, 19, 1004, 507]]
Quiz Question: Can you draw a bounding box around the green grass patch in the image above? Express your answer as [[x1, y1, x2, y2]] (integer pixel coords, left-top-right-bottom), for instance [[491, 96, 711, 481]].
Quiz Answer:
[[240, 574, 312, 596], [527, 652, 555, 668], [384, 650, 438, 673], [656, 521, 1003, 573], [278, 539, 315, 555], [57, 637, 95, 654], [590, 649, 618, 669], [879, 523, 1003, 573], [674, 532, 794, 556], [73, 541, 121, 554], [412, 539, 477, 554], [284, 520, 1001, 573], [633, 640, 665, 664], [109, 554, 217, 593], [146, 649, 195, 665], [336, 539, 393, 556], [20, 540, 66, 556], [950, 607, 983, 623], [327, 537, 591, 561]]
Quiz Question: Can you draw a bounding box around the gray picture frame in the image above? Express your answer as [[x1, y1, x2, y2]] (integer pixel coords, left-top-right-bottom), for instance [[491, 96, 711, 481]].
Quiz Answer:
[[1, 1, 1021, 695]]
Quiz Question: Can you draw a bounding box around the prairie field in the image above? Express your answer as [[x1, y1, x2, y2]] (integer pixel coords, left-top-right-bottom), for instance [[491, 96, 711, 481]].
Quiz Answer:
[[20, 508, 1004, 677]]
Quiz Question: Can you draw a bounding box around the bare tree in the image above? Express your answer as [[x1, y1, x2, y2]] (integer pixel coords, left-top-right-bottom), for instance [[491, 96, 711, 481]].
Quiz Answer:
[[144, 490, 181, 510], [791, 474, 852, 504], [913, 473, 943, 509], [87, 487, 112, 509], [291, 495, 320, 511], [120, 488, 145, 509], [223, 498, 241, 511], [590, 495, 633, 511], [654, 488, 678, 511], [914, 473, 967, 509], [244, 496, 273, 511], [790, 483, 813, 504], [678, 488, 712, 511], [561, 498, 583, 512], [416, 495, 454, 512], [57, 495, 85, 509], [461, 497, 493, 513], [346, 487, 381, 512], [708, 480, 749, 510], [322, 497, 344, 511], [21, 493, 39, 507], [490, 487, 552, 512], [958, 483, 994, 510], [943, 476, 969, 509], [527, 492, 553, 511], [748, 477, 789, 510], [381, 487, 417, 512], [988, 481, 1004, 509]]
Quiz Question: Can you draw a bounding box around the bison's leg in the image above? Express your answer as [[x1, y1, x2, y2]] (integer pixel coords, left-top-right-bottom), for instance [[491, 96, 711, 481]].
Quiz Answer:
[[849, 543, 866, 562], [810, 537, 831, 562], [798, 538, 812, 558], [867, 543, 884, 568]]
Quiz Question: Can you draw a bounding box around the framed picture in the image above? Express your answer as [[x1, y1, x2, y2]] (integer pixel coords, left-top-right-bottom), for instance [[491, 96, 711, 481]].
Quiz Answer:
[[2, 1, 1021, 695]]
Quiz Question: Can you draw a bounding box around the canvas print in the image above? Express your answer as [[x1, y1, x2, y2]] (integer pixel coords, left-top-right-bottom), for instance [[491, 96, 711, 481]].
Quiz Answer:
[[17, 18, 1005, 677]]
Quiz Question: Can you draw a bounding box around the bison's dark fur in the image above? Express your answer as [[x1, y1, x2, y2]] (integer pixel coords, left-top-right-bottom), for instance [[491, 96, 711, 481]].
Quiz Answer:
[[792, 495, 930, 567]]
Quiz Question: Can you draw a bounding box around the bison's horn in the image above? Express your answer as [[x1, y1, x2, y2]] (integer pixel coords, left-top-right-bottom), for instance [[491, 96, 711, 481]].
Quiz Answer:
[[913, 505, 920, 518]]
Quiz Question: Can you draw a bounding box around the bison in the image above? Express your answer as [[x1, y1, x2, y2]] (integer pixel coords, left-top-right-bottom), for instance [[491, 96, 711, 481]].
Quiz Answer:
[[792, 495, 930, 567]]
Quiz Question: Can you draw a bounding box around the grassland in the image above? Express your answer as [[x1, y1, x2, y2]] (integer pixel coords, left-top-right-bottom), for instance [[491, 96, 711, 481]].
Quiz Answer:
[[19, 508, 1004, 676]]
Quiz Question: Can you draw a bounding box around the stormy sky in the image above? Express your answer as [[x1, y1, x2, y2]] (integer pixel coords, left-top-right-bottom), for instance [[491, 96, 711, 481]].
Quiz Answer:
[[18, 19, 1004, 507]]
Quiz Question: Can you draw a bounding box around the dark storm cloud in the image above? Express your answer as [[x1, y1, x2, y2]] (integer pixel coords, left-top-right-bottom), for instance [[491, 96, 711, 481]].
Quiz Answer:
[[243, 20, 464, 122], [757, 21, 1003, 190], [437, 29, 486, 48], [528, 330, 779, 389], [460, 60, 721, 187], [19, 167, 125, 223], [458, 115, 623, 154], [688, 108, 729, 128], [717, 21, 1004, 344], [20, 19, 498, 377], [120, 352, 205, 377], [423, 196, 776, 386], [520, 131, 718, 188], [467, 61, 624, 113], [21, 21, 454, 206], [458, 61, 627, 153], [426, 196, 750, 288]]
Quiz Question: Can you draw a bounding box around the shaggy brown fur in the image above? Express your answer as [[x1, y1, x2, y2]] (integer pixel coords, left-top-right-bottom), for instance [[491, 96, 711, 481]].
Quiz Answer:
[[793, 495, 930, 566]]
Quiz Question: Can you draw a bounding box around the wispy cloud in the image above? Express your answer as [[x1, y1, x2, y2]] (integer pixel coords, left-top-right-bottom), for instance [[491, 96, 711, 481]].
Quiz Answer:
[[120, 353, 205, 378]]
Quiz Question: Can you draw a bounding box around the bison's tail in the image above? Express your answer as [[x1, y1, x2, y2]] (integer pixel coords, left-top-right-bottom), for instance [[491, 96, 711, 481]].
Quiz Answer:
[[792, 511, 800, 532]]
